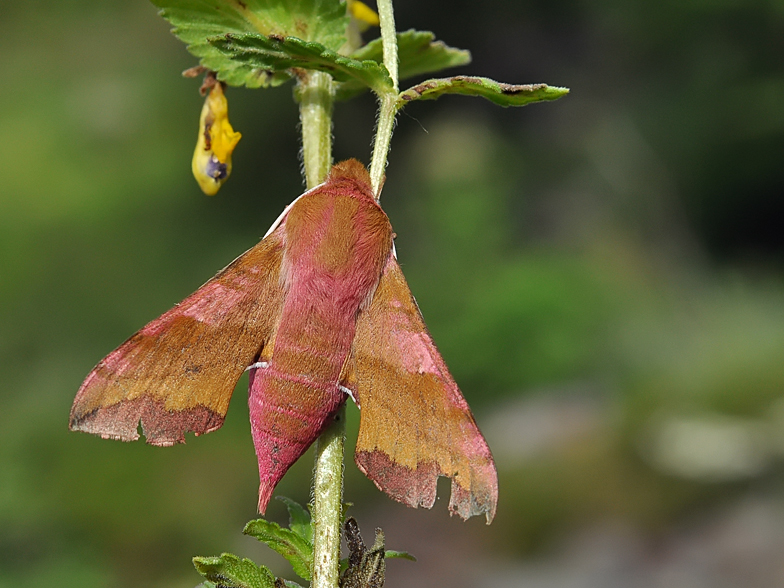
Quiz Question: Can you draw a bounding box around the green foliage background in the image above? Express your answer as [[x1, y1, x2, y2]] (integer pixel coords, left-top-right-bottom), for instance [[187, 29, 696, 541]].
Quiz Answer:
[[1, 1, 784, 587]]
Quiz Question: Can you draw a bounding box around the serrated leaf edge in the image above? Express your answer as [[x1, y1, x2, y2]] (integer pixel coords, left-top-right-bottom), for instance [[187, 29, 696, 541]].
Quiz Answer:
[[243, 519, 313, 581], [210, 33, 393, 94]]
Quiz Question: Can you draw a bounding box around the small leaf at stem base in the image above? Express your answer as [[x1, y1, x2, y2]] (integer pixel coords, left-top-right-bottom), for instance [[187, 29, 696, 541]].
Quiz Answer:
[[340, 518, 386, 588], [243, 518, 314, 581], [193, 553, 276, 588], [276, 496, 314, 545]]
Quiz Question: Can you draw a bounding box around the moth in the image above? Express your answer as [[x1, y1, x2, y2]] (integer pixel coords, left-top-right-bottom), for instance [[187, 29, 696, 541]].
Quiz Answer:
[[70, 160, 498, 523]]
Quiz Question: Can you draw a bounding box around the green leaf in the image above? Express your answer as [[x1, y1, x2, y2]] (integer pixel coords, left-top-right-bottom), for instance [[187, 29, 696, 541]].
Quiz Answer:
[[276, 496, 313, 545], [397, 76, 570, 108], [367, 30, 471, 80], [277, 580, 305, 588], [210, 33, 393, 94], [337, 29, 471, 100], [151, 0, 349, 88], [384, 550, 417, 562], [193, 553, 276, 588], [244, 518, 313, 581]]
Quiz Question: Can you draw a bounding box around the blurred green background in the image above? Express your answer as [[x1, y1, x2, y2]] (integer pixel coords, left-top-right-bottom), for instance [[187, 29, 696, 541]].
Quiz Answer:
[[2, 1, 784, 586]]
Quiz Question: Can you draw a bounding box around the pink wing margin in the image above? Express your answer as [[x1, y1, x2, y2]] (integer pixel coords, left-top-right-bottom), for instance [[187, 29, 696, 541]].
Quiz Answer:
[[350, 256, 498, 523], [70, 232, 286, 446]]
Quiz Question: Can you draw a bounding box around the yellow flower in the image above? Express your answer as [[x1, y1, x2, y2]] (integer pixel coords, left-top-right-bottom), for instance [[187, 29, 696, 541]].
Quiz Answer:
[[347, 0, 379, 31], [192, 82, 241, 196]]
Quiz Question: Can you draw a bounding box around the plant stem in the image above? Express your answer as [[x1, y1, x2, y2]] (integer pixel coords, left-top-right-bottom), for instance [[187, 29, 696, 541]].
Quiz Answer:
[[311, 405, 346, 588], [368, 94, 397, 198], [299, 8, 400, 581], [297, 70, 344, 588], [298, 70, 334, 189], [368, 0, 400, 199], [376, 0, 399, 91]]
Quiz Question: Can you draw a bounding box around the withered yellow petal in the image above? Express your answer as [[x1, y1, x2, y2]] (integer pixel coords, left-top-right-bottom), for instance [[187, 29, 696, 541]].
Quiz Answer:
[[192, 83, 241, 196], [348, 0, 379, 30]]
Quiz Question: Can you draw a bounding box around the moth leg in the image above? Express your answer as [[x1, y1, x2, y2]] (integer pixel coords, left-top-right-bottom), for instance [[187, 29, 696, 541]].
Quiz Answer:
[[246, 361, 270, 371], [338, 354, 360, 407]]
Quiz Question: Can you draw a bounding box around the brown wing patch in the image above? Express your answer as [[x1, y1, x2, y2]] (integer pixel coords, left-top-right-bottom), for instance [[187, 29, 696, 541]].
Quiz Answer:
[[70, 233, 286, 446], [352, 257, 498, 523]]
